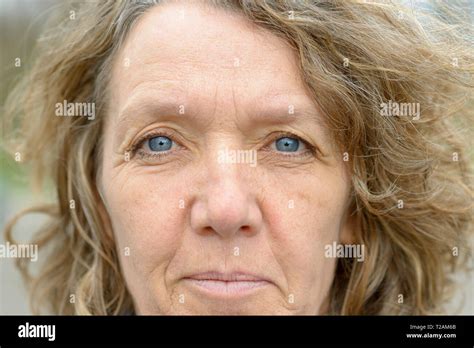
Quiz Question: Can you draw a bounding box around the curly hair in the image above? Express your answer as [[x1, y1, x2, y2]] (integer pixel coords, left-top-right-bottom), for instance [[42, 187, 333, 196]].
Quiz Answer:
[[3, 0, 472, 315]]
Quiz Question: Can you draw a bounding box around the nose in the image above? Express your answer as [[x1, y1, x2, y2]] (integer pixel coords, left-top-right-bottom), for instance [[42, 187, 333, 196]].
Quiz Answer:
[[190, 158, 263, 239]]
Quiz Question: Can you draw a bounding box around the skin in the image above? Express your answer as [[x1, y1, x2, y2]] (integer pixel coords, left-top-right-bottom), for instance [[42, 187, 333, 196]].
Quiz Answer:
[[99, 1, 354, 315]]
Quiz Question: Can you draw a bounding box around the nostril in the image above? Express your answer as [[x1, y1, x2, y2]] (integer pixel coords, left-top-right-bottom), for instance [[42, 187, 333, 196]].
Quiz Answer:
[[201, 226, 214, 236], [241, 225, 251, 233], [198, 225, 253, 237]]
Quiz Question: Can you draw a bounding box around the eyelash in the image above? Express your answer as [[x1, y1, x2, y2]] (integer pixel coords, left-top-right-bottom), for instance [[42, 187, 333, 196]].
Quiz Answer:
[[128, 130, 317, 161]]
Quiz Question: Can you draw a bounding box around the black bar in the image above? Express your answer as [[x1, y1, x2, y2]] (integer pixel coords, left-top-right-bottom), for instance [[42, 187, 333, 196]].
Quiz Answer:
[[0, 315, 472, 346]]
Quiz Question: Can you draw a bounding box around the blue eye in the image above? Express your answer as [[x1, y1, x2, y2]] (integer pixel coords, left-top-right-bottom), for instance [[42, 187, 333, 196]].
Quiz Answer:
[[148, 136, 173, 152], [275, 137, 300, 152]]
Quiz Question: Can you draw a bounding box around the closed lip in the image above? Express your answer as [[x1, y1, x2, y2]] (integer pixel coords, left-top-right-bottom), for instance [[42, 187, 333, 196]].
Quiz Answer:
[[184, 271, 269, 282], [183, 271, 272, 296]]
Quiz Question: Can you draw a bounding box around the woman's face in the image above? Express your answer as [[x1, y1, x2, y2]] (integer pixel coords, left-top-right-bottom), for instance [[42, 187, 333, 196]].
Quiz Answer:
[[100, 2, 353, 314]]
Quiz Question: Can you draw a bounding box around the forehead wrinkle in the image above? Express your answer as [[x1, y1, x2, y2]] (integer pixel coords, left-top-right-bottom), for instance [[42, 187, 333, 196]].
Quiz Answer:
[[108, 2, 331, 149], [116, 86, 324, 132]]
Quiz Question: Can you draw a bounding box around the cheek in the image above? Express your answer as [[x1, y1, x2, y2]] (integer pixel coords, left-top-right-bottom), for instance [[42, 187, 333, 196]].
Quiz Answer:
[[103, 167, 187, 281], [264, 167, 349, 296]]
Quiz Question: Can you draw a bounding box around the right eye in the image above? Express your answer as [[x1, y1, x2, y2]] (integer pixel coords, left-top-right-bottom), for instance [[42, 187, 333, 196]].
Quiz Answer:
[[129, 131, 182, 161]]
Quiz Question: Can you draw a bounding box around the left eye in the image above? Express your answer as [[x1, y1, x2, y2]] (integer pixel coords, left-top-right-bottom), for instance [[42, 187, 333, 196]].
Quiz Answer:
[[273, 136, 303, 152], [147, 136, 174, 152]]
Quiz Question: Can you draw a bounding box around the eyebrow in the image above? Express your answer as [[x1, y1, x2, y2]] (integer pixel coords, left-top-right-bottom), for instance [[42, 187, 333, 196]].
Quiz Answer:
[[113, 91, 330, 154], [118, 100, 190, 126], [114, 92, 206, 146], [117, 91, 322, 128], [250, 100, 322, 126]]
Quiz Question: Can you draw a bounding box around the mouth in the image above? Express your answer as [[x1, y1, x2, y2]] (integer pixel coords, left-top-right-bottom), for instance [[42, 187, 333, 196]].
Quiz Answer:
[[183, 271, 271, 297]]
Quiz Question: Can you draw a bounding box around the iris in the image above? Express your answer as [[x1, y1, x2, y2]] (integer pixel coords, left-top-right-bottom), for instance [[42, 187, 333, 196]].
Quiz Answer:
[[148, 136, 173, 152], [275, 137, 299, 152]]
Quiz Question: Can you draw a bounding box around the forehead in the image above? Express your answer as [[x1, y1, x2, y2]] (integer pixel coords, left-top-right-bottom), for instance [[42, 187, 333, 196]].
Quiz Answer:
[[109, 2, 312, 112]]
